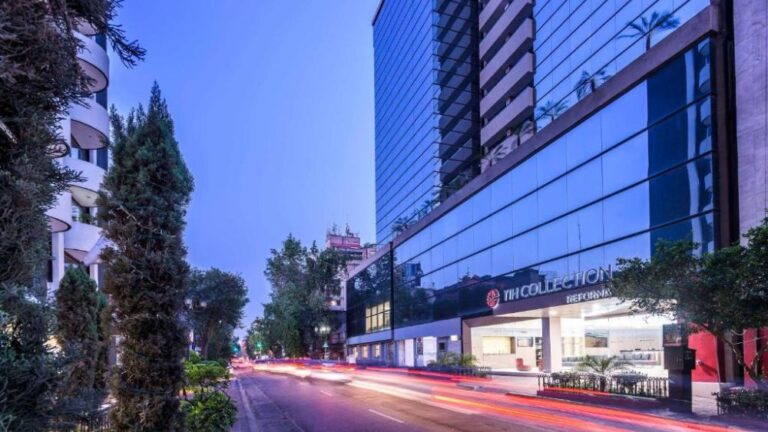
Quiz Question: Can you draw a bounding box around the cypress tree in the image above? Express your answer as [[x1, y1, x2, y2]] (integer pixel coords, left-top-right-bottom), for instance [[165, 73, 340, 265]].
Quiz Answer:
[[0, 2, 141, 429], [98, 84, 194, 430], [94, 292, 111, 391], [55, 267, 100, 396]]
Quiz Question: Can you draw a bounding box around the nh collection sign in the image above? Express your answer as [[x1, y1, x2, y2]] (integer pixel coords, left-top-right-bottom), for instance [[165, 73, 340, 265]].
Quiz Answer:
[[487, 266, 614, 309]]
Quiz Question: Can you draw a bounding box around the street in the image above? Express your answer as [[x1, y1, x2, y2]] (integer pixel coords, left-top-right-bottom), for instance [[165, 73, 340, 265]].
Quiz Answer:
[[229, 368, 528, 432], [228, 364, 745, 432]]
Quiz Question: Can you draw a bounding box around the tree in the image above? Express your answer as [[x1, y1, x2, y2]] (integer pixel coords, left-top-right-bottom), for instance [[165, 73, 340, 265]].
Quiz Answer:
[[55, 268, 100, 398], [620, 11, 680, 52], [574, 69, 611, 100], [611, 217, 768, 389], [245, 318, 267, 359], [94, 292, 111, 391], [576, 355, 630, 375], [260, 235, 347, 357], [391, 216, 413, 237], [0, 2, 141, 429], [187, 268, 248, 360], [98, 84, 194, 430], [535, 100, 569, 124]]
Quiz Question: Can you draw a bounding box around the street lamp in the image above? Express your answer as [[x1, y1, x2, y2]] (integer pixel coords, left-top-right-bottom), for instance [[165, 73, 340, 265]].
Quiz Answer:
[[315, 324, 331, 359], [185, 298, 207, 358]]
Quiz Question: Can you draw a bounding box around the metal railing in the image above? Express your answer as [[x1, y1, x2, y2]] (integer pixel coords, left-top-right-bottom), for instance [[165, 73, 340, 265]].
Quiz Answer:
[[54, 407, 112, 432], [538, 372, 668, 399], [714, 389, 768, 419], [423, 364, 492, 378]]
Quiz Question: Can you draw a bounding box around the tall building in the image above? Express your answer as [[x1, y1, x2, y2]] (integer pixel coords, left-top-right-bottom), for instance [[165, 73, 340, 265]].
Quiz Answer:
[[348, 0, 767, 395], [373, 0, 481, 244], [478, 0, 534, 171], [45, 22, 110, 292]]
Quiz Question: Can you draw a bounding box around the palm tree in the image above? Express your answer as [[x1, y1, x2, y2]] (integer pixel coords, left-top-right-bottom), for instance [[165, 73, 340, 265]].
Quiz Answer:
[[512, 119, 534, 143], [536, 100, 569, 124], [620, 11, 680, 52], [574, 69, 612, 100], [576, 355, 631, 375], [391, 217, 411, 236], [577, 355, 632, 392]]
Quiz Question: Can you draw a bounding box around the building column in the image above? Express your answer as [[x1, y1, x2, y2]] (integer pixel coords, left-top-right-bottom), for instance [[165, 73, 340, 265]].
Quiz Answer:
[[542, 317, 562, 372], [404, 339, 415, 367], [51, 232, 65, 292]]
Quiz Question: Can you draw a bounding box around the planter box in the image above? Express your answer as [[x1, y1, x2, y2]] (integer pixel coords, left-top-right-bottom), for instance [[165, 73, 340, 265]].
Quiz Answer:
[[537, 388, 667, 411]]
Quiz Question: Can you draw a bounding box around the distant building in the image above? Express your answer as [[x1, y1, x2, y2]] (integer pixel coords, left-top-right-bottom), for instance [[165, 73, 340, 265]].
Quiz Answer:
[[324, 226, 375, 359]]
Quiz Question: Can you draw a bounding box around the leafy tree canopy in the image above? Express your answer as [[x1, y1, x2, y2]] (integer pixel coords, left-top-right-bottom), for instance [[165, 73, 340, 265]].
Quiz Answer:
[[611, 217, 768, 388], [259, 235, 347, 357], [187, 268, 248, 360]]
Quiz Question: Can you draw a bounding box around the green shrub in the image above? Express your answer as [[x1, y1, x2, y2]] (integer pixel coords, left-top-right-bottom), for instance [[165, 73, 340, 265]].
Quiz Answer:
[[432, 352, 477, 367], [182, 391, 237, 432], [188, 350, 203, 364], [715, 389, 768, 419], [184, 359, 230, 393]]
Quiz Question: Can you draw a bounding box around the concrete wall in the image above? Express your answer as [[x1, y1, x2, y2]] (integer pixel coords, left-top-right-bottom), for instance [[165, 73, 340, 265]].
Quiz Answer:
[[734, 0, 768, 235]]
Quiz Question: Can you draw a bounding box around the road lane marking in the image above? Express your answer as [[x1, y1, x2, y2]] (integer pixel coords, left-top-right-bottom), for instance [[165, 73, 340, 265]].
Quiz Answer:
[[235, 377, 257, 428], [320, 390, 333, 397], [426, 400, 478, 416], [368, 409, 405, 424], [350, 381, 478, 416]]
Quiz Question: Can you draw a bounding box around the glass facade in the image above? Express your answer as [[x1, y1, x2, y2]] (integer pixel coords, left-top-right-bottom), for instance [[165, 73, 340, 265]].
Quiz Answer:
[[349, 40, 715, 339], [534, 0, 709, 129], [374, 0, 481, 244]]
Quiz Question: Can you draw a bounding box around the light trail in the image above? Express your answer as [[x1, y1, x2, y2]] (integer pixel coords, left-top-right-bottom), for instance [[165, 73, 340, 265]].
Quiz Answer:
[[433, 394, 626, 432], [250, 362, 741, 432]]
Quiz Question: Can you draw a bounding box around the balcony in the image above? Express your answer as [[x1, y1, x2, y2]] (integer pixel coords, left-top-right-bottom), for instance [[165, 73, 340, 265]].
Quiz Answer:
[[64, 221, 102, 261], [74, 31, 109, 93], [479, 0, 506, 33], [64, 157, 105, 207], [480, 19, 533, 91], [698, 65, 711, 94], [46, 191, 72, 233], [70, 99, 109, 150], [50, 117, 72, 158], [76, 20, 98, 36], [481, 86, 534, 147], [699, 99, 711, 127], [480, 0, 532, 62], [480, 52, 533, 118]]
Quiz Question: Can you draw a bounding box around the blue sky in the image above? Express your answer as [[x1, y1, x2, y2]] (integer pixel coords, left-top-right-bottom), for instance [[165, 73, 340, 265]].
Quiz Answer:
[[110, 0, 380, 334]]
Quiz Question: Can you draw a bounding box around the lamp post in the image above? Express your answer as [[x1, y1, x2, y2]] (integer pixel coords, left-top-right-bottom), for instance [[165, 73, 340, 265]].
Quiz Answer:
[[185, 298, 207, 359], [315, 324, 331, 359]]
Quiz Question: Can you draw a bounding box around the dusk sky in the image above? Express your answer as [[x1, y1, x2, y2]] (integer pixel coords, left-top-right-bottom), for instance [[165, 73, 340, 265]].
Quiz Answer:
[[109, 0, 380, 334]]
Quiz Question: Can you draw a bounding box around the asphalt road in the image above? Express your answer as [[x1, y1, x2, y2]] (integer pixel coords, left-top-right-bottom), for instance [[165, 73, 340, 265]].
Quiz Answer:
[[229, 368, 539, 432], [229, 365, 748, 432]]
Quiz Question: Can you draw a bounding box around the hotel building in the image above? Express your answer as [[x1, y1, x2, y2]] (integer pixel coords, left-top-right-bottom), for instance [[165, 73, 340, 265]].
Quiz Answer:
[[45, 22, 110, 291], [347, 0, 768, 393]]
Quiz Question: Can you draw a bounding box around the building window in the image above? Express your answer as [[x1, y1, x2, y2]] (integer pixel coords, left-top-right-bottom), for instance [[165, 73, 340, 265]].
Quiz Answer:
[[365, 301, 391, 333], [373, 344, 381, 358]]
